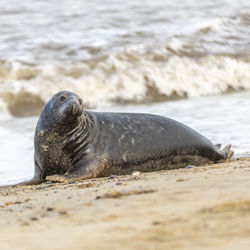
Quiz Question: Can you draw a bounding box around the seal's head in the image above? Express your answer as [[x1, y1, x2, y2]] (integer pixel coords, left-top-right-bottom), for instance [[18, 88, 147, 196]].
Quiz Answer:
[[39, 90, 84, 132]]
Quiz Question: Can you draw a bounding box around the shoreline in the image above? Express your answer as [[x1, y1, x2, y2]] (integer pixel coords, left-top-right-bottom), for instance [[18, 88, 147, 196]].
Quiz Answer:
[[1, 158, 250, 249]]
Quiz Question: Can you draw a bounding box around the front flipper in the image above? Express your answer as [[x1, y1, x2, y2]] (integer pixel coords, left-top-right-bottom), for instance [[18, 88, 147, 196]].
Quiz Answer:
[[46, 174, 70, 183], [46, 173, 93, 183], [46, 157, 110, 183]]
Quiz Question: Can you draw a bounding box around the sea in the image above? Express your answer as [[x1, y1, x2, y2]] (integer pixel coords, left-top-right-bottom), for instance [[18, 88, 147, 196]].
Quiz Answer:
[[0, 0, 250, 185]]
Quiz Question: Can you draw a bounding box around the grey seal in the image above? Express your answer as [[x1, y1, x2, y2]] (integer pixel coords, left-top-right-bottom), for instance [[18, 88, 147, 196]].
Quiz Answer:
[[19, 90, 233, 185]]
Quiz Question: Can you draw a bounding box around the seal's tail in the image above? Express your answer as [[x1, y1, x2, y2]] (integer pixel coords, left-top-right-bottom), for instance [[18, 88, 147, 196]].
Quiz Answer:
[[221, 144, 234, 160]]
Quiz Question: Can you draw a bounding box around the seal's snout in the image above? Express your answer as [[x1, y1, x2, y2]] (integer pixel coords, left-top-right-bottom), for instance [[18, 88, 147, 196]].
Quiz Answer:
[[73, 102, 83, 116], [79, 98, 83, 105], [67, 102, 82, 116]]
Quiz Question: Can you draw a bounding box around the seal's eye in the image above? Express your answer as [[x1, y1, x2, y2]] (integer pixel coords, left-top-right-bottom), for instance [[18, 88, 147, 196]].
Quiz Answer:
[[58, 95, 66, 103]]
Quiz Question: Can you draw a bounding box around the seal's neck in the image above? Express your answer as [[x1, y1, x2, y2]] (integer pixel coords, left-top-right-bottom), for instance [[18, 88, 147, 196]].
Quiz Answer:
[[62, 112, 94, 165]]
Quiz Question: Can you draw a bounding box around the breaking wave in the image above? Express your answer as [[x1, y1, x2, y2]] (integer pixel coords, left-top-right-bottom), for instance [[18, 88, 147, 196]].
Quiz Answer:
[[0, 50, 250, 117]]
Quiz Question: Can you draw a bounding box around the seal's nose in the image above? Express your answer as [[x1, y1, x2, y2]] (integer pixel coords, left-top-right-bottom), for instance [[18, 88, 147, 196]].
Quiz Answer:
[[70, 102, 82, 115]]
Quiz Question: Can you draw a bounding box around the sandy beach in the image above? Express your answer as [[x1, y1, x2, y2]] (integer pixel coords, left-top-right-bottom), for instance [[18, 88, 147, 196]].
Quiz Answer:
[[0, 158, 250, 250]]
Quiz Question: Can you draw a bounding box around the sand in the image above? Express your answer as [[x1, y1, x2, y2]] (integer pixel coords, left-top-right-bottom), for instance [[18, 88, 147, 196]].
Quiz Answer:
[[1, 158, 250, 250]]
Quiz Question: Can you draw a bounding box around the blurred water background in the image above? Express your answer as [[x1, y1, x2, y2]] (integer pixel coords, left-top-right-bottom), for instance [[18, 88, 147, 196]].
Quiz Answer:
[[0, 0, 250, 185]]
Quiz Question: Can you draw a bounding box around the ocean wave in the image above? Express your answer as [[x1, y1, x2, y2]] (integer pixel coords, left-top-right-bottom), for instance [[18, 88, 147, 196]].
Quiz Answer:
[[0, 51, 250, 117]]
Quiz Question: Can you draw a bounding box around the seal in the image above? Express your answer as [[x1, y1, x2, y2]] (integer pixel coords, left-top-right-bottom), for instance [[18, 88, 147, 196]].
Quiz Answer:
[[19, 90, 233, 185]]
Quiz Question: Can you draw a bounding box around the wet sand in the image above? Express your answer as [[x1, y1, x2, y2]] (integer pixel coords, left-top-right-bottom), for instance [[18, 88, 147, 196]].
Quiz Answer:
[[1, 159, 250, 250]]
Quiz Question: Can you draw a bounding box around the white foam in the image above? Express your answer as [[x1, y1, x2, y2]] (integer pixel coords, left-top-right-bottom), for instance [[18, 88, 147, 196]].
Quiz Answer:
[[0, 54, 250, 115]]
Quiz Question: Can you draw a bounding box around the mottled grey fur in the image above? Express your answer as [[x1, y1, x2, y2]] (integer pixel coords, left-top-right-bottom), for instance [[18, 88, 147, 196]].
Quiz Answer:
[[19, 90, 233, 185]]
